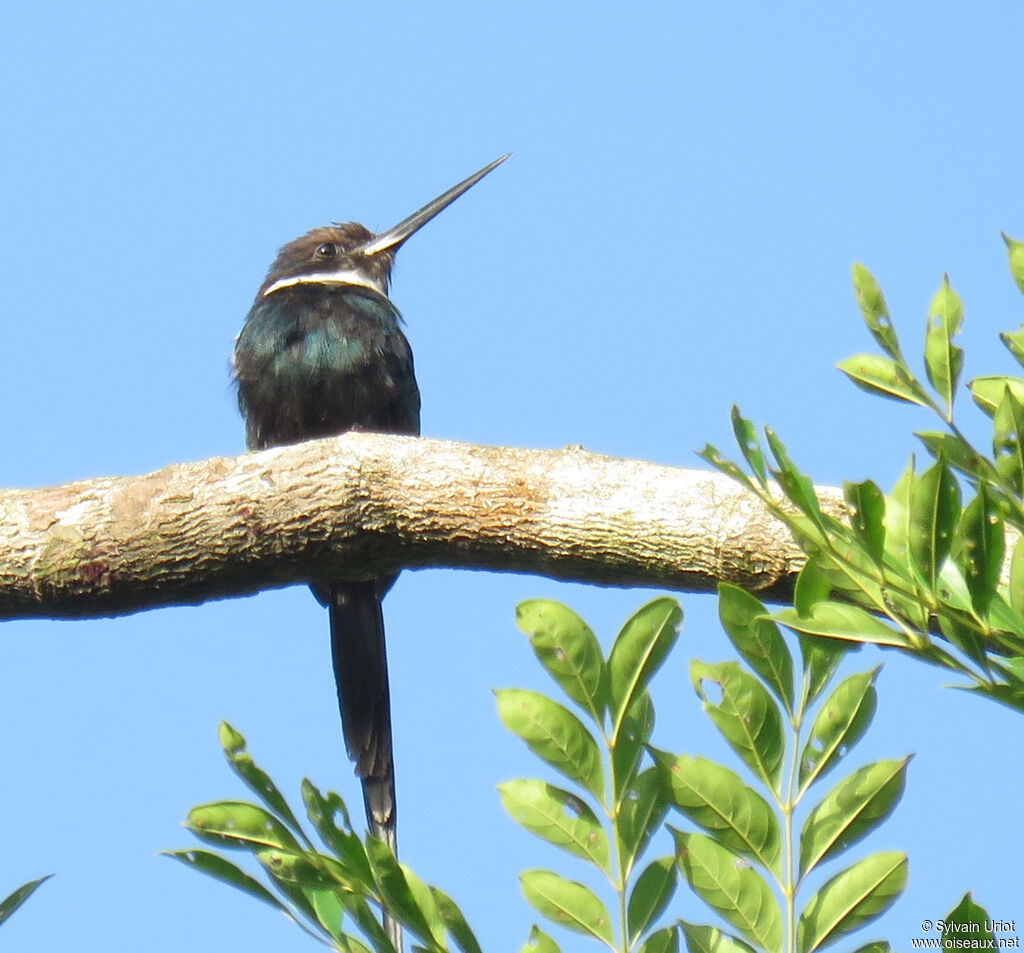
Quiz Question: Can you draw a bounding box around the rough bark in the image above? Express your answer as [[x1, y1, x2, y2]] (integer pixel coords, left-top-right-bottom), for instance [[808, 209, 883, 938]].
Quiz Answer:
[[0, 432, 844, 620]]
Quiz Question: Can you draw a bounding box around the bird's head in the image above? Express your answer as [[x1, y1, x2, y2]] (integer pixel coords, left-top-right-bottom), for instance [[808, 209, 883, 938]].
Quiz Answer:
[[258, 153, 510, 301]]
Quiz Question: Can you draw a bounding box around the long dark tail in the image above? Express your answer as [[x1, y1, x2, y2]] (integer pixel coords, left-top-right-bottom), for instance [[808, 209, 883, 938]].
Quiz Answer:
[[326, 580, 401, 951]]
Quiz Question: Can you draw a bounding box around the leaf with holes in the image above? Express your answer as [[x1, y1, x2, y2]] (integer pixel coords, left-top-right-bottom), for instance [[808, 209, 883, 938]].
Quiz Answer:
[[498, 779, 609, 873], [301, 781, 373, 891], [690, 660, 784, 793], [924, 275, 964, 419]]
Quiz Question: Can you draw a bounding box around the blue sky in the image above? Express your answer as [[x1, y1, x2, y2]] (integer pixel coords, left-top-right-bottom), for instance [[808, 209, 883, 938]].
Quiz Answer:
[[1, 3, 1022, 951]]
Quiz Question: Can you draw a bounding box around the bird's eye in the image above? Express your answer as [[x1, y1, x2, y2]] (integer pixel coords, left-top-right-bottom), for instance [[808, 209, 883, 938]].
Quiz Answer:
[[315, 242, 336, 258]]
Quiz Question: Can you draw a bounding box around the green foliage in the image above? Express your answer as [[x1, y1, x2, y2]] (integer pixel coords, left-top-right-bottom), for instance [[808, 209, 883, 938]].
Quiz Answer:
[[502, 597, 682, 953], [0, 875, 51, 928], [164, 723, 482, 953], [664, 588, 906, 953], [503, 595, 906, 953], [702, 244, 1024, 712]]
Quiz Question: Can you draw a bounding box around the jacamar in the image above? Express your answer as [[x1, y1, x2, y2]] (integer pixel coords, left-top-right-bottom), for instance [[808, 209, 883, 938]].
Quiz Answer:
[[232, 154, 508, 947]]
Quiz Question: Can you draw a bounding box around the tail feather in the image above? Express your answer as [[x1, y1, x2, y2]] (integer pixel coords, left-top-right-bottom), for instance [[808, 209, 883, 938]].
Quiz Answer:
[[327, 580, 401, 950]]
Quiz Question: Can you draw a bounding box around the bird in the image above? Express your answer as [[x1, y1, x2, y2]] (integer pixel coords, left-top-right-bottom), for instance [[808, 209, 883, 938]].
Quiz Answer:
[[232, 154, 508, 948]]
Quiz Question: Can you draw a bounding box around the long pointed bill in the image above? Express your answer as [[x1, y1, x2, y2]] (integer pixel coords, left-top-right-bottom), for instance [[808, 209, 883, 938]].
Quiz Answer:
[[357, 153, 511, 257]]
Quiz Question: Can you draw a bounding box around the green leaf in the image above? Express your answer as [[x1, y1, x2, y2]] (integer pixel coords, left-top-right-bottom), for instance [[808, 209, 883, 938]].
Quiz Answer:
[[1011, 538, 1024, 616], [618, 767, 670, 868], [308, 888, 344, 944], [848, 943, 891, 953], [908, 456, 960, 589], [956, 486, 1004, 618], [798, 668, 878, 791], [340, 894, 395, 953], [970, 376, 1024, 418], [943, 893, 994, 945], [679, 922, 756, 953], [516, 600, 606, 723], [1002, 232, 1024, 295], [256, 848, 334, 889], [301, 781, 374, 890], [498, 779, 609, 872], [883, 459, 915, 576], [936, 613, 988, 677], [717, 584, 794, 712], [162, 849, 321, 941], [798, 633, 846, 708], [838, 354, 929, 408], [642, 925, 681, 953], [608, 597, 682, 739], [654, 750, 779, 873], [612, 691, 656, 800], [495, 689, 604, 800], [672, 829, 782, 953], [0, 875, 51, 927], [400, 864, 448, 950], [774, 604, 914, 649], [627, 857, 677, 943], [520, 924, 562, 953], [924, 275, 964, 419], [794, 559, 833, 617], [851, 265, 902, 360], [1000, 324, 1024, 368], [364, 836, 439, 945], [764, 428, 825, 529], [843, 481, 886, 567], [432, 886, 484, 953], [799, 758, 910, 876], [519, 869, 614, 944], [993, 386, 1024, 497], [700, 440, 758, 493], [915, 431, 997, 483], [690, 661, 784, 793], [797, 852, 907, 953], [184, 800, 303, 852], [731, 407, 768, 485], [218, 724, 308, 845]]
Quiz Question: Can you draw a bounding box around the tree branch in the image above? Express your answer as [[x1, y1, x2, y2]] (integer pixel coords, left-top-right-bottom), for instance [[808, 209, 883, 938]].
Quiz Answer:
[[0, 432, 843, 620]]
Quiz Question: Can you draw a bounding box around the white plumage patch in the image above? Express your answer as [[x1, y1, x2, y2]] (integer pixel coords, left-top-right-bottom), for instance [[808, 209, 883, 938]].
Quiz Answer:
[[262, 269, 384, 297]]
